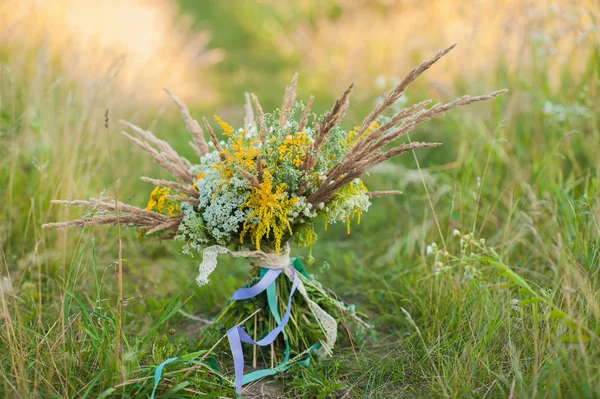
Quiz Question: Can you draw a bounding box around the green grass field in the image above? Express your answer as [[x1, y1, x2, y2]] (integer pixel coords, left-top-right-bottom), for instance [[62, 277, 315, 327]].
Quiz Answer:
[[1, 2, 599, 398]]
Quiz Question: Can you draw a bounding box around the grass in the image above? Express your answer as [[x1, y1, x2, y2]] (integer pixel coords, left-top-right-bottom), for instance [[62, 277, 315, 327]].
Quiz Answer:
[[1, 5, 599, 398]]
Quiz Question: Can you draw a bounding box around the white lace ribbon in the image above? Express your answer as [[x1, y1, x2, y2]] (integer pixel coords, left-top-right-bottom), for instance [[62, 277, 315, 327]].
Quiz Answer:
[[196, 244, 337, 356]]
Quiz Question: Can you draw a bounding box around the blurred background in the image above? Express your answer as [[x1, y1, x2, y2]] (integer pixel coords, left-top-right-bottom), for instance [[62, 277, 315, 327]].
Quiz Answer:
[[1, 0, 599, 397]]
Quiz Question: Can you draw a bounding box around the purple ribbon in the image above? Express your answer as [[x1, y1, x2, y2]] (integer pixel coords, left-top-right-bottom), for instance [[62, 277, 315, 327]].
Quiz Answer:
[[227, 266, 299, 394]]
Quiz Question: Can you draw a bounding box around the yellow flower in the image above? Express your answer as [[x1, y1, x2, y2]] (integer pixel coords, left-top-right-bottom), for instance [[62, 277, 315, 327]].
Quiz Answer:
[[240, 171, 298, 252], [212, 115, 260, 182], [345, 179, 368, 234], [214, 115, 234, 136], [145, 186, 180, 217], [345, 122, 379, 147], [192, 173, 205, 190], [277, 131, 311, 167]]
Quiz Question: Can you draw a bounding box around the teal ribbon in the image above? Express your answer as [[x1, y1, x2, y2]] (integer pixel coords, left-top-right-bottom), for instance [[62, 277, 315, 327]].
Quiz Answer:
[[150, 357, 178, 399], [241, 258, 320, 385], [151, 258, 318, 397]]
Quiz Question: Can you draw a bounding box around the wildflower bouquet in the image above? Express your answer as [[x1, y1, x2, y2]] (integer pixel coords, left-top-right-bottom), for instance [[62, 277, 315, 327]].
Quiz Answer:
[[43, 45, 505, 393]]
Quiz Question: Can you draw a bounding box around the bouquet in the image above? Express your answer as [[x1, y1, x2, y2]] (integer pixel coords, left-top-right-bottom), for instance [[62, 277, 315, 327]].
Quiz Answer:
[[43, 45, 505, 394]]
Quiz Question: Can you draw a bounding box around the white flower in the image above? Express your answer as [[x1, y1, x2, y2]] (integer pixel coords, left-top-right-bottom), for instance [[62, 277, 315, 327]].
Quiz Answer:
[[426, 242, 437, 255], [510, 299, 520, 310], [463, 265, 479, 281], [452, 229, 461, 236]]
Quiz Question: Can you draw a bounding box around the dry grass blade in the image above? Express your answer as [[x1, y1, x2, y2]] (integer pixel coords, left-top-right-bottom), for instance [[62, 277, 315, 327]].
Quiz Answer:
[[367, 191, 403, 198], [202, 117, 226, 160], [302, 83, 354, 171], [308, 141, 442, 207], [163, 87, 208, 157], [42, 216, 144, 230], [374, 90, 508, 149], [166, 195, 200, 206], [244, 92, 257, 134], [236, 166, 260, 189], [328, 89, 507, 191], [140, 177, 199, 198], [280, 73, 299, 127], [145, 214, 184, 235], [120, 120, 194, 184], [298, 95, 314, 132], [317, 83, 354, 143], [48, 199, 168, 220], [42, 199, 183, 237], [377, 141, 443, 163], [250, 93, 268, 142], [42, 214, 181, 234], [354, 99, 432, 146], [255, 153, 264, 183], [357, 44, 456, 136]]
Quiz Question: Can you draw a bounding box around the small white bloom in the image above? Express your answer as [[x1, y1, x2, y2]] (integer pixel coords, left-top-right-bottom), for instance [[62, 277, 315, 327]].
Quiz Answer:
[[452, 229, 461, 237], [426, 242, 437, 255], [510, 299, 520, 310]]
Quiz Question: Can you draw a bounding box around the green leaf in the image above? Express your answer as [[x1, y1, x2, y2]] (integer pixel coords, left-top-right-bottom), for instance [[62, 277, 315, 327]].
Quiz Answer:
[[205, 356, 220, 372], [547, 310, 567, 320], [498, 283, 516, 289], [179, 350, 208, 362], [561, 334, 590, 343], [97, 388, 116, 399], [162, 381, 191, 397], [563, 320, 580, 330], [520, 297, 543, 306]]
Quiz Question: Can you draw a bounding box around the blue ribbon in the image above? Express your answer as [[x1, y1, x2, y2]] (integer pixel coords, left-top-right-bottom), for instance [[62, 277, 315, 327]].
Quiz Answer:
[[152, 259, 317, 397], [227, 266, 299, 394]]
